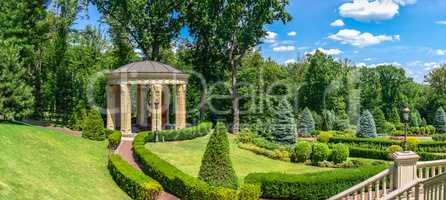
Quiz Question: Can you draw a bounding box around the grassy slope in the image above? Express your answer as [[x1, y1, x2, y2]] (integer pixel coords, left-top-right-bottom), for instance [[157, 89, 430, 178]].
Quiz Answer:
[[0, 122, 130, 200], [145, 134, 333, 181]]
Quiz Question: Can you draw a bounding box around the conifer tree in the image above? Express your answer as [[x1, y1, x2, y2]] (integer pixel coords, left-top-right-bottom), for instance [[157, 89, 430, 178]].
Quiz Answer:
[[434, 107, 446, 133], [410, 110, 421, 127], [199, 122, 238, 189], [321, 110, 336, 131], [298, 107, 315, 136], [357, 110, 377, 138], [271, 100, 297, 144], [373, 108, 386, 134], [81, 108, 105, 141], [389, 107, 401, 125]]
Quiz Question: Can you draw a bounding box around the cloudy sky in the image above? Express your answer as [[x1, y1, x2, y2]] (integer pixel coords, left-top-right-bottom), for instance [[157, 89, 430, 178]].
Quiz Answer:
[[76, 0, 446, 82]]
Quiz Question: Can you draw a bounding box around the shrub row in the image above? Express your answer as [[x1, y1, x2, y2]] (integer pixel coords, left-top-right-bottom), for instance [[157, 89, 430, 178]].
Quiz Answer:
[[142, 122, 212, 142], [238, 143, 290, 161], [107, 130, 122, 150], [244, 164, 388, 200], [329, 136, 446, 153], [347, 146, 446, 161], [133, 131, 260, 200], [390, 126, 436, 136], [108, 154, 162, 200]]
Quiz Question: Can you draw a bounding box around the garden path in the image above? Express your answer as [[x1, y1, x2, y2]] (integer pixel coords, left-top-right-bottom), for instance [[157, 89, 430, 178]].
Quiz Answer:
[[116, 137, 179, 200]]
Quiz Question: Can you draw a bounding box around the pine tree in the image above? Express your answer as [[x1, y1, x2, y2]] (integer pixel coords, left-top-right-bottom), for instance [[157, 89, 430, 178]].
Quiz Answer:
[[388, 107, 401, 125], [298, 107, 315, 136], [0, 40, 34, 119], [357, 110, 377, 138], [81, 108, 106, 141], [410, 110, 421, 127], [321, 110, 336, 131], [373, 108, 386, 134], [271, 100, 297, 144], [434, 107, 446, 133], [199, 122, 238, 189]]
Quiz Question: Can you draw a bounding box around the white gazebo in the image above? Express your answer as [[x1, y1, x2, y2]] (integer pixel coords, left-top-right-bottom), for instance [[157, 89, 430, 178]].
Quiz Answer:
[[105, 61, 188, 135]]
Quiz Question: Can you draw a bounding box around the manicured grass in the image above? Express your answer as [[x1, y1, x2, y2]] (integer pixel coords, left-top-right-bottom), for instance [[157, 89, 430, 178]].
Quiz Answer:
[[0, 121, 130, 200], [145, 134, 334, 181]]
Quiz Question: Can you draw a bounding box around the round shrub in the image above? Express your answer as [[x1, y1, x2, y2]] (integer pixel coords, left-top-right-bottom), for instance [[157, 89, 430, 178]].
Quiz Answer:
[[433, 134, 446, 141], [318, 131, 333, 143], [330, 144, 349, 164], [82, 108, 106, 141], [407, 137, 420, 151], [294, 141, 312, 162], [386, 145, 403, 157], [311, 143, 330, 163]]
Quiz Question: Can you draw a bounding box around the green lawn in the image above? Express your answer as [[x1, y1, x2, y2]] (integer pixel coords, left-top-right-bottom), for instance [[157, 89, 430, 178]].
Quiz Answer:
[[0, 122, 130, 200], [145, 134, 334, 181]]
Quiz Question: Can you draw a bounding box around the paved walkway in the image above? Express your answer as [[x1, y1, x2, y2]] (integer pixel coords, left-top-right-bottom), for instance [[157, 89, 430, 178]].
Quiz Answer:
[[116, 137, 179, 200]]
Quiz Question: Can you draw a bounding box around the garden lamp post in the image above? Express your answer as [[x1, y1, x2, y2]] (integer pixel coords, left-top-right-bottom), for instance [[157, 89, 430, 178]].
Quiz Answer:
[[402, 107, 411, 151], [154, 100, 160, 142]]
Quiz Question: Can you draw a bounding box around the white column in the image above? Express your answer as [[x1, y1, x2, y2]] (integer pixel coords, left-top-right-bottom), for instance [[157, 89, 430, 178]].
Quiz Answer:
[[136, 85, 148, 128], [151, 84, 163, 131], [106, 85, 115, 130], [392, 151, 420, 189], [175, 84, 186, 129], [120, 84, 131, 135]]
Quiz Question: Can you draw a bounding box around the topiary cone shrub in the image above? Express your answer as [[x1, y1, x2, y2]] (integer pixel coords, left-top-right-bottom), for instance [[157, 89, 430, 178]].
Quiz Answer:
[[298, 107, 315, 136], [82, 108, 106, 141], [198, 121, 238, 189], [434, 107, 446, 133], [356, 110, 377, 138]]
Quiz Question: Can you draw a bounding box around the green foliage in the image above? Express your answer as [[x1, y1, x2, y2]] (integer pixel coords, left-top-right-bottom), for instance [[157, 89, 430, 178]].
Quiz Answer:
[[238, 143, 290, 161], [0, 40, 34, 119], [410, 110, 422, 127], [271, 100, 296, 144], [107, 130, 122, 150], [432, 134, 446, 141], [244, 164, 389, 200], [330, 144, 349, 164], [199, 122, 238, 189], [145, 122, 212, 142], [68, 105, 87, 130], [294, 141, 312, 162], [311, 143, 330, 163], [357, 110, 377, 138], [318, 131, 334, 143], [81, 109, 105, 141], [434, 107, 446, 133], [238, 184, 261, 200], [382, 122, 396, 134], [386, 145, 403, 156], [372, 108, 386, 134], [298, 107, 315, 136], [108, 154, 162, 200], [389, 107, 401, 124], [322, 110, 336, 131], [407, 137, 420, 151]]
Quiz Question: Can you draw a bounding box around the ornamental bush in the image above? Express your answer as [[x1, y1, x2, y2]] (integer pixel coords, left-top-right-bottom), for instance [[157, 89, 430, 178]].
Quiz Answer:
[[318, 131, 333, 143], [199, 122, 238, 189], [298, 107, 315, 136], [294, 141, 312, 162], [238, 184, 261, 200], [271, 100, 297, 144], [107, 130, 122, 150], [81, 108, 106, 141], [407, 137, 420, 151], [356, 110, 377, 138], [311, 143, 330, 163], [330, 144, 349, 164], [433, 134, 446, 141], [386, 145, 403, 157], [372, 108, 386, 134], [434, 107, 446, 133], [389, 107, 401, 125]]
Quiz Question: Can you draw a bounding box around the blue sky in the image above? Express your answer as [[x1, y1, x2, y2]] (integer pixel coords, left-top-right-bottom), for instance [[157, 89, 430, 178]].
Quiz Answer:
[[74, 0, 446, 82]]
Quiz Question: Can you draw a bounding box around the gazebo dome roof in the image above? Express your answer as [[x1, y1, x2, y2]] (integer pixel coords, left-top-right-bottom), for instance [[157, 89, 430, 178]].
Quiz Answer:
[[107, 61, 188, 85], [111, 61, 183, 74]]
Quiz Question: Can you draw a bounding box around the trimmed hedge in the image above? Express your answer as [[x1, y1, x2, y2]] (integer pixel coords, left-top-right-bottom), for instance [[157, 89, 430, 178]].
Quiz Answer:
[[244, 164, 388, 200], [238, 184, 261, 200], [238, 143, 290, 161], [108, 154, 162, 200], [107, 130, 122, 150], [348, 146, 446, 161], [133, 128, 260, 200], [142, 122, 212, 142]]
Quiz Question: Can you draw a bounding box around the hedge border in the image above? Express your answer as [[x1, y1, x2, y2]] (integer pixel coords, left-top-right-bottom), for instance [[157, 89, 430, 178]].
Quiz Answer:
[[107, 130, 122, 150], [108, 154, 162, 200]]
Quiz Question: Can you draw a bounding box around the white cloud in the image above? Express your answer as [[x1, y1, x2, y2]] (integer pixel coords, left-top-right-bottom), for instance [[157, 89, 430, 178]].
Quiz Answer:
[[328, 29, 399, 47], [287, 31, 297, 37], [339, 0, 416, 22], [330, 19, 345, 27], [356, 62, 367, 67], [364, 58, 373, 61], [370, 62, 402, 67], [436, 21, 446, 25], [436, 49, 446, 56], [424, 62, 441, 71], [310, 48, 343, 56], [264, 31, 277, 43], [273, 45, 296, 52], [284, 59, 297, 65]]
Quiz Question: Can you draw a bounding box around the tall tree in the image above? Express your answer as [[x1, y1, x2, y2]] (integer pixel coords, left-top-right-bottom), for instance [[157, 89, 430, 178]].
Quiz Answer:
[[186, 0, 291, 133], [434, 107, 446, 133], [298, 107, 315, 136], [271, 100, 296, 144], [357, 110, 377, 138], [94, 0, 184, 61]]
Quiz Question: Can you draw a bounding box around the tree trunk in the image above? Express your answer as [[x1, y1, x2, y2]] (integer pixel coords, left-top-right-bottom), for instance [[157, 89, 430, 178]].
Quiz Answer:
[[231, 59, 240, 134], [200, 86, 207, 120]]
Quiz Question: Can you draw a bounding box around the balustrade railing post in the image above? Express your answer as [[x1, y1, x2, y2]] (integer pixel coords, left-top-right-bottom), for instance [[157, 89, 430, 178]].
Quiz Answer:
[[392, 151, 420, 189]]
